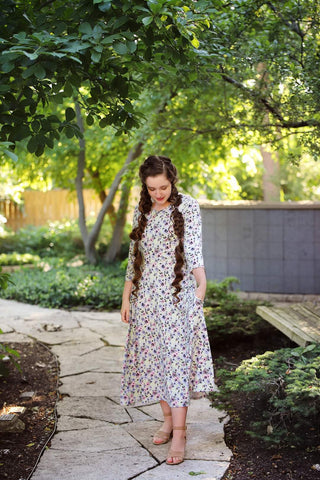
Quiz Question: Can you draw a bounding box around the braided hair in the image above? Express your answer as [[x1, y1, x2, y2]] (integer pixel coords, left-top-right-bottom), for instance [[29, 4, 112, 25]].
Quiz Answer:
[[130, 155, 184, 301]]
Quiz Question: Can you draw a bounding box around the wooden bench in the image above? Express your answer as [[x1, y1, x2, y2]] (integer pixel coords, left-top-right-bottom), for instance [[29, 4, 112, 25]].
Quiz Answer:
[[256, 302, 320, 347]]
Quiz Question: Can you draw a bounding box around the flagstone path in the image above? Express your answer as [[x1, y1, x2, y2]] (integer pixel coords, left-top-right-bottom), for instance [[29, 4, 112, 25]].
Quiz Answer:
[[0, 299, 232, 480]]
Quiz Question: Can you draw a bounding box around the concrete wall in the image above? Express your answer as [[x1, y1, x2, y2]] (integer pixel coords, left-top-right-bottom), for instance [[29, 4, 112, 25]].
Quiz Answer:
[[200, 201, 320, 294]]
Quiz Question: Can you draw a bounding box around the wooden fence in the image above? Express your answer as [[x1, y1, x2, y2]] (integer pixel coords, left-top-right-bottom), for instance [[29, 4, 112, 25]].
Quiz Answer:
[[0, 190, 103, 231]]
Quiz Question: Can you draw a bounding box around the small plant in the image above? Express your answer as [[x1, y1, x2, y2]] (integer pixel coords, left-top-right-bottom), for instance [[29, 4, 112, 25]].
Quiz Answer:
[[0, 266, 14, 290], [211, 344, 320, 445], [0, 269, 19, 377], [0, 261, 125, 310], [0, 252, 40, 266], [204, 277, 272, 342]]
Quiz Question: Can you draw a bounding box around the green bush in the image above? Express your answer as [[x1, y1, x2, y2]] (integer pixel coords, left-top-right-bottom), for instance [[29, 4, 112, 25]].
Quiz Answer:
[[0, 269, 19, 377], [0, 221, 84, 259], [0, 262, 126, 310], [204, 277, 272, 342], [211, 344, 320, 445], [0, 252, 40, 266]]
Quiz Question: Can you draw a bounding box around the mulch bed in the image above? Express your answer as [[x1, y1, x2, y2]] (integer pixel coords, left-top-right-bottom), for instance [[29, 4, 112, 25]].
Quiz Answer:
[[211, 334, 320, 480], [0, 342, 59, 480]]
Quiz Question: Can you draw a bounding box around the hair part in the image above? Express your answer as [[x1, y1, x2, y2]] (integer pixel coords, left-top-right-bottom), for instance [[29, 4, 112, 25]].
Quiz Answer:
[[130, 155, 184, 302]]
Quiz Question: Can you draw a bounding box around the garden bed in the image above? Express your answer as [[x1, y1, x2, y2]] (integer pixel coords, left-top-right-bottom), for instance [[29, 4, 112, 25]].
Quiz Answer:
[[0, 342, 58, 480], [211, 334, 320, 480]]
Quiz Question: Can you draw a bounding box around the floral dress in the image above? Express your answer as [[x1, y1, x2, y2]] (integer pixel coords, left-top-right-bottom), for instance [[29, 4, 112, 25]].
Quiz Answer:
[[120, 194, 215, 408]]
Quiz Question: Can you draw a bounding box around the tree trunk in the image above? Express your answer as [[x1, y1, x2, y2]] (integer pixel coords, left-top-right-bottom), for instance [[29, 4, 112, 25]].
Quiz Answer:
[[74, 101, 98, 263], [104, 177, 132, 263], [260, 145, 280, 202], [84, 141, 143, 263], [103, 142, 143, 262], [74, 102, 143, 264], [87, 166, 117, 227]]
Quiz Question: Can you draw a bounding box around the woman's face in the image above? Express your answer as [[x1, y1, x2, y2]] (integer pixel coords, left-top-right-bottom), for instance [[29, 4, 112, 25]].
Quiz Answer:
[[145, 174, 172, 209]]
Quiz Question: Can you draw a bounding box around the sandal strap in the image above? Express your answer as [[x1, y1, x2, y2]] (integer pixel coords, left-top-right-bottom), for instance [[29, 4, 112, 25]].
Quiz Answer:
[[168, 449, 184, 458], [154, 429, 171, 440], [164, 413, 172, 417], [172, 425, 187, 431]]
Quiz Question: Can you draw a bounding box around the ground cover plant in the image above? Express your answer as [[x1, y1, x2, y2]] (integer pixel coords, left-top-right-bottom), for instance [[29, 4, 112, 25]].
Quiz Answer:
[[213, 344, 320, 446], [0, 261, 125, 310]]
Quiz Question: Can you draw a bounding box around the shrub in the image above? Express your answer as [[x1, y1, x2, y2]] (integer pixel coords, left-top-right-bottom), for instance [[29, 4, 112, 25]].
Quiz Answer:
[[204, 277, 272, 342], [0, 269, 19, 378], [211, 344, 320, 445], [0, 252, 40, 266], [0, 221, 84, 259], [0, 262, 126, 310]]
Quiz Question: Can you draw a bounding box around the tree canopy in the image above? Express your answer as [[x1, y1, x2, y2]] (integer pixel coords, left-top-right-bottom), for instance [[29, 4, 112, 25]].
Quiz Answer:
[[0, 0, 210, 156]]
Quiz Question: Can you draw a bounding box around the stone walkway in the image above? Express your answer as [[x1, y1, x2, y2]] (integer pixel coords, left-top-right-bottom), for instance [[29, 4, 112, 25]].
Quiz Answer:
[[0, 299, 231, 480]]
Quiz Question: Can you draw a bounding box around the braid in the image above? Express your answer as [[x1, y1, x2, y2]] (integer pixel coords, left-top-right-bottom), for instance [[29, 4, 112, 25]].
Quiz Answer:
[[130, 184, 152, 297], [170, 185, 185, 302], [129, 155, 185, 301]]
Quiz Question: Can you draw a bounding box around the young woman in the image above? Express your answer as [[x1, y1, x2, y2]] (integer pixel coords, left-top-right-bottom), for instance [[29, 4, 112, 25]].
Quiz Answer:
[[120, 155, 215, 465]]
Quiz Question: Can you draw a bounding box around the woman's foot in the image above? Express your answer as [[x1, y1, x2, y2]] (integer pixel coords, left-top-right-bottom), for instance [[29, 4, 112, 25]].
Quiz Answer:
[[166, 426, 186, 465], [153, 414, 173, 445]]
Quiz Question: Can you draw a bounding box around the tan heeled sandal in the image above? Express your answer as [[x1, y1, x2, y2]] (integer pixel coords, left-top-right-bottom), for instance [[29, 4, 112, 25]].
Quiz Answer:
[[152, 413, 173, 445], [166, 425, 187, 465]]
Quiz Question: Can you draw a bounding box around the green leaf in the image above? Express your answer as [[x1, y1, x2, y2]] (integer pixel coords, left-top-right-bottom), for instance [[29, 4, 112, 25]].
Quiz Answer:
[[79, 22, 92, 35], [142, 16, 153, 26], [65, 107, 76, 122], [33, 64, 46, 80], [27, 135, 39, 154], [91, 50, 101, 63], [3, 149, 18, 162], [86, 115, 94, 126], [113, 42, 128, 55], [64, 81, 73, 97], [2, 63, 15, 73], [99, 117, 109, 128], [191, 36, 200, 49], [126, 41, 137, 53], [65, 126, 75, 138]]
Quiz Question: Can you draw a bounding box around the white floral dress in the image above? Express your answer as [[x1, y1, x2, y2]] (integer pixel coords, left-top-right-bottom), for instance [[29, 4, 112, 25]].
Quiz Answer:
[[120, 194, 215, 408]]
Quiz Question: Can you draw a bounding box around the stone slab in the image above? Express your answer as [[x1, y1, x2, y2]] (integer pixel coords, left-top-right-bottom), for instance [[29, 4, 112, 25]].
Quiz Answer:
[[134, 460, 229, 480], [140, 397, 228, 426], [32, 327, 102, 346], [0, 299, 78, 327], [124, 420, 170, 462], [51, 342, 106, 359], [0, 323, 14, 333], [57, 396, 131, 424], [57, 416, 109, 432], [50, 424, 137, 452], [78, 318, 128, 346], [58, 346, 124, 377], [126, 407, 153, 423], [124, 420, 232, 463], [32, 446, 157, 480], [0, 332, 30, 343], [59, 372, 121, 402]]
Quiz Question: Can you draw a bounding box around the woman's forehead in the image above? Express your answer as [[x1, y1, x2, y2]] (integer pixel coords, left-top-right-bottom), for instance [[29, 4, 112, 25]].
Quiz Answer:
[[145, 174, 170, 187]]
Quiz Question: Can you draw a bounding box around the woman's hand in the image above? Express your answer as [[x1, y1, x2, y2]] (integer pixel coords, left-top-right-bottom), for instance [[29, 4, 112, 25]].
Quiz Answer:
[[195, 285, 206, 302], [121, 280, 133, 323], [121, 299, 130, 323], [193, 267, 207, 301]]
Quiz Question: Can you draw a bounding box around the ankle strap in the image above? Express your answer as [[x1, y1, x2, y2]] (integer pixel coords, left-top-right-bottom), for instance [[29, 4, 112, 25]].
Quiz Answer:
[[173, 425, 187, 430], [164, 413, 172, 417]]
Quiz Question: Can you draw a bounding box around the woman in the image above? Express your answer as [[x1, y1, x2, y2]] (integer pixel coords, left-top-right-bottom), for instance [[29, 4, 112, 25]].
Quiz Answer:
[[120, 155, 215, 465]]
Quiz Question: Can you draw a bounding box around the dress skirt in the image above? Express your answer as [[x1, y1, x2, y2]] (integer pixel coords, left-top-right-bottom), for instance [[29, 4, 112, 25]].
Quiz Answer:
[[120, 194, 215, 408]]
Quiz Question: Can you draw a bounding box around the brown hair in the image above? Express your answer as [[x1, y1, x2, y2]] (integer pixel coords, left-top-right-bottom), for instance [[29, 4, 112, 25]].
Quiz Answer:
[[130, 155, 184, 301]]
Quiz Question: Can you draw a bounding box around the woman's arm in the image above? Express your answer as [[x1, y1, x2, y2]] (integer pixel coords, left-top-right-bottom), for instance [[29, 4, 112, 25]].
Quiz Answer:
[[121, 280, 132, 323], [193, 266, 207, 301]]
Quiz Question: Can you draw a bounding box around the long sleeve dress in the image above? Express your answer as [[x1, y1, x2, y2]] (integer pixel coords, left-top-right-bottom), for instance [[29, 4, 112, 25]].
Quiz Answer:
[[120, 194, 215, 408]]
